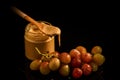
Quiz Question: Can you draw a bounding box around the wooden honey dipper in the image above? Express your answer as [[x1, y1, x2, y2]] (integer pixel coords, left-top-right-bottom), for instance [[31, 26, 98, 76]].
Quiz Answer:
[[11, 6, 61, 37]]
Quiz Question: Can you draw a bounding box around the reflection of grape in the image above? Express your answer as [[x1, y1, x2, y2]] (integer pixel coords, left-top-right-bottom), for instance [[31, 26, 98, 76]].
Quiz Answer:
[[90, 62, 98, 72], [91, 46, 102, 54], [93, 54, 105, 66]]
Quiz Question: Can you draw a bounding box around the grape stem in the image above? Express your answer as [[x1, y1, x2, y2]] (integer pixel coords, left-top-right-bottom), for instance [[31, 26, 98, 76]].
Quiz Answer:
[[35, 47, 46, 56], [35, 47, 54, 58]]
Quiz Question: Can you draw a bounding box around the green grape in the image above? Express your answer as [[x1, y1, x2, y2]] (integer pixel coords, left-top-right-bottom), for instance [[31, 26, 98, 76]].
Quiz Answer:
[[40, 61, 51, 75], [49, 57, 60, 71], [90, 62, 98, 72], [91, 46, 102, 54], [93, 54, 105, 66], [29, 59, 42, 70]]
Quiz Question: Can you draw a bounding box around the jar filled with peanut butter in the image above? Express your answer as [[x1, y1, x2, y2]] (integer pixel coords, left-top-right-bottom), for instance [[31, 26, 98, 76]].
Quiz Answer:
[[24, 21, 59, 60]]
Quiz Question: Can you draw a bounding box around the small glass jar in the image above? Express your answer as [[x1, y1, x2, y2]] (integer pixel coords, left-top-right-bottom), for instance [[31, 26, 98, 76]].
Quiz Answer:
[[24, 21, 55, 60]]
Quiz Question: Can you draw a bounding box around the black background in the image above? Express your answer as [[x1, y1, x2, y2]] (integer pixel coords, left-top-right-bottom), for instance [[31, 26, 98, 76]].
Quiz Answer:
[[1, 1, 114, 80]]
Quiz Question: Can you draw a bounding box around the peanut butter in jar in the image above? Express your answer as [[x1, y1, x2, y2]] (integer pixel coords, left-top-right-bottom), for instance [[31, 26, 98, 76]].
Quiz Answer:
[[24, 21, 56, 60]]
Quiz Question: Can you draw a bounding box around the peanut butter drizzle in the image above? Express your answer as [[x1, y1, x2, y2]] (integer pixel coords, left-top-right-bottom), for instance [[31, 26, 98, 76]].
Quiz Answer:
[[40, 22, 61, 47]]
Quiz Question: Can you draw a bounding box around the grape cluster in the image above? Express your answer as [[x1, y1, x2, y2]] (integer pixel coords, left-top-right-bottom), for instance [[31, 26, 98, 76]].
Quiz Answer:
[[69, 45, 105, 78], [29, 48, 60, 75], [29, 45, 105, 79]]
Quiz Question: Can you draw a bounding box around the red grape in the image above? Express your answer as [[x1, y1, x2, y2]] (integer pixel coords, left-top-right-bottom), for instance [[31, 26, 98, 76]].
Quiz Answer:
[[81, 63, 92, 76], [76, 46, 87, 55], [71, 57, 81, 68], [59, 52, 71, 64], [81, 52, 92, 63], [69, 49, 81, 59], [72, 68, 83, 79]]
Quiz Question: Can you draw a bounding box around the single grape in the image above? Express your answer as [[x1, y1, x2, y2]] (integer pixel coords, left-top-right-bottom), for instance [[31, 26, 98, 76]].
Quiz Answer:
[[81, 63, 92, 76], [93, 54, 105, 66], [72, 68, 83, 79], [40, 61, 51, 75], [91, 46, 102, 54], [70, 57, 81, 68], [81, 52, 92, 63], [90, 62, 98, 72], [69, 49, 81, 59], [29, 59, 42, 70], [59, 64, 70, 76], [75, 46, 87, 55], [59, 52, 71, 64], [49, 57, 60, 71]]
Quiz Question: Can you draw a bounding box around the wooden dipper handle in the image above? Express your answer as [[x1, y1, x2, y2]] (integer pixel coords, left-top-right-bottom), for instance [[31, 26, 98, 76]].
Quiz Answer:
[[11, 6, 45, 33]]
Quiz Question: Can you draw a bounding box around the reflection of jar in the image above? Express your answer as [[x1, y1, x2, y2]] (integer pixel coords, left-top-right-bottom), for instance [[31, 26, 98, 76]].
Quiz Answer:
[[24, 22, 55, 60]]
